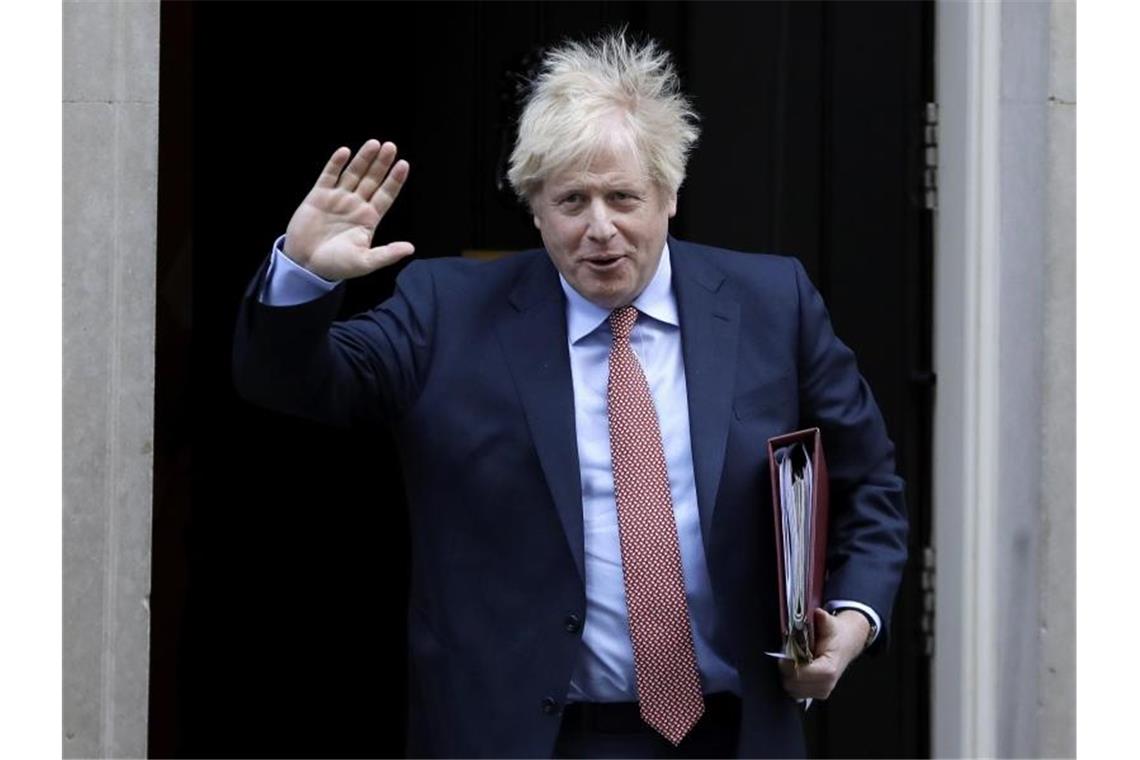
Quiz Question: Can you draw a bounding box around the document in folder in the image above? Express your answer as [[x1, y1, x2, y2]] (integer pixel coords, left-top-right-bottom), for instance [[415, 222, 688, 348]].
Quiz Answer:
[[767, 428, 829, 665]]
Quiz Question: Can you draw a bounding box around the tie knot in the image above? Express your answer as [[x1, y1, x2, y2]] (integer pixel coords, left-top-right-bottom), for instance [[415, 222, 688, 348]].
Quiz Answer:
[[609, 306, 639, 340]]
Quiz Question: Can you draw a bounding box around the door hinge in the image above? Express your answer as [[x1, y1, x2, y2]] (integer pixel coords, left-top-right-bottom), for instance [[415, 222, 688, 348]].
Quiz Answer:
[[923, 102, 938, 210], [921, 545, 935, 656]]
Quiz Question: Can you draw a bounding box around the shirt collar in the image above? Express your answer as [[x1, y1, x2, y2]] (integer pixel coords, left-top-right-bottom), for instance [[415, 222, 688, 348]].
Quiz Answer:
[[559, 242, 679, 344]]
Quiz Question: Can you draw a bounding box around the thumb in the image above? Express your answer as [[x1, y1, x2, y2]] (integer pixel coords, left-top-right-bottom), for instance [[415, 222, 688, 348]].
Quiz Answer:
[[366, 241, 416, 271], [813, 608, 838, 641]]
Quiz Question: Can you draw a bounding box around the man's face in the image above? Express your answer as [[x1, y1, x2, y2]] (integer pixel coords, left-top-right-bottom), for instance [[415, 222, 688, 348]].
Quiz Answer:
[[532, 144, 677, 310]]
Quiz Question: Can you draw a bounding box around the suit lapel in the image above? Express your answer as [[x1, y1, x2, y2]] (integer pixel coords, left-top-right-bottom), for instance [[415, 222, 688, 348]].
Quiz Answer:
[[669, 238, 741, 553], [493, 242, 740, 581], [496, 254, 586, 585]]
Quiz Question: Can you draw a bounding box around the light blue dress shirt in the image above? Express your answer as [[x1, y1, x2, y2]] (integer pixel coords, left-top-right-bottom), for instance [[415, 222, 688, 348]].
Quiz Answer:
[[556, 244, 740, 701], [259, 237, 882, 702]]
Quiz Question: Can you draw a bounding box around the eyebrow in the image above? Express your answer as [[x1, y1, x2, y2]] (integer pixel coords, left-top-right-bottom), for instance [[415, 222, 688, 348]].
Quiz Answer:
[[552, 177, 645, 195]]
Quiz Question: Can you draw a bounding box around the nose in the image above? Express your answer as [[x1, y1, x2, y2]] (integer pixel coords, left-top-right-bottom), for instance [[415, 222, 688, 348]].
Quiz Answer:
[[585, 198, 616, 244]]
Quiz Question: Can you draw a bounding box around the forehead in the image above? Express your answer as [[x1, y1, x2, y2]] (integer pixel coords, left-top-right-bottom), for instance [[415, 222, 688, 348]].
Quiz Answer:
[[545, 146, 650, 191]]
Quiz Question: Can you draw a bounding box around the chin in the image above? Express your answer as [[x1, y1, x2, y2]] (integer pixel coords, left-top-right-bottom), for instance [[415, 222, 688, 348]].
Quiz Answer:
[[588, 289, 633, 310], [578, 276, 634, 304]]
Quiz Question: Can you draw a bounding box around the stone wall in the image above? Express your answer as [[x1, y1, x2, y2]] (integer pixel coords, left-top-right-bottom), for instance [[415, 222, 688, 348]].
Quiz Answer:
[[62, 2, 159, 757]]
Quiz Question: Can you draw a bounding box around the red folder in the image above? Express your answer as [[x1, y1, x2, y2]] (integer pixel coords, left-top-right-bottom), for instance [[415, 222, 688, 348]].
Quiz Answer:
[[767, 427, 829, 663]]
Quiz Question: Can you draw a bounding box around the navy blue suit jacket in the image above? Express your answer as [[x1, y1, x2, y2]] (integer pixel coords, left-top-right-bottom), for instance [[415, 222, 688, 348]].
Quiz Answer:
[[232, 236, 908, 757]]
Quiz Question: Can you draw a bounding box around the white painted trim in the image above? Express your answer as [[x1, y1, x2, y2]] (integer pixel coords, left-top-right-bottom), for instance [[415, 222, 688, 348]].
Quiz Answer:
[[933, 1, 1002, 756]]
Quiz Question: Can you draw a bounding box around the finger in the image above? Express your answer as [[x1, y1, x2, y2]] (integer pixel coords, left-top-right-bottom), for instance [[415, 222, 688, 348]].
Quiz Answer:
[[357, 142, 398, 200], [780, 664, 815, 700], [779, 659, 809, 694], [314, 146, 352, 190], [781, 668, 828, 701], [365, 241, 416, 271], [338, 139, 382, 192], [783, 679, 813, 700], [781, 658, 820, 683], [370, 159, 411, 217], [784, 679, 827, 701]]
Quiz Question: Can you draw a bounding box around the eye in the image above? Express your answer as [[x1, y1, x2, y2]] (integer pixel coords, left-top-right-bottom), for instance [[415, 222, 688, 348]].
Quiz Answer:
[[558, 192, 584, 205]]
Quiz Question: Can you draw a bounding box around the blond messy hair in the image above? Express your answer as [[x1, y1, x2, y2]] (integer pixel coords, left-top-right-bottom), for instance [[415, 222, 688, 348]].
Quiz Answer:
[[507, 31, 701, 205]]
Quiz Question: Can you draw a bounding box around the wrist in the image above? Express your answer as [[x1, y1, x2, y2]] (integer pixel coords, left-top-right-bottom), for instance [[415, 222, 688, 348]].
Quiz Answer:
[[833, 609, 875, 653]]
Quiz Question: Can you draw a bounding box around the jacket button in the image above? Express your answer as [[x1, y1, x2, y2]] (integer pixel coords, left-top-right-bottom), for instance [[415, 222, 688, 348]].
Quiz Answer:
[[541, 696, 560, 715], [563, 613, 582, 634]]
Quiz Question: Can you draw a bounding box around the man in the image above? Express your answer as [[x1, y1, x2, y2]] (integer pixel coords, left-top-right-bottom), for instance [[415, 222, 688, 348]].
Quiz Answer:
[[233, 33, 907, 758]]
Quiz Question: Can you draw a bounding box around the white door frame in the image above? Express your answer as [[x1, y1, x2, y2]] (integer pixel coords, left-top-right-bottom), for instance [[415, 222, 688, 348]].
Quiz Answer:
[[932, 1, 1003, 756]]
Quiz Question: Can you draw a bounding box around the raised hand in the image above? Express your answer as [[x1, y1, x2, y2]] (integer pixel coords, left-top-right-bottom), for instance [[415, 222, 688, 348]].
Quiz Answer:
[[283, 140, 415, 281]]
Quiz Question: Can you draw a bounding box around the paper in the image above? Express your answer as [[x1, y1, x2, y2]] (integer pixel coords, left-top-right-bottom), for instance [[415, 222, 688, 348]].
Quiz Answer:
[[774, 442, 815, 665]]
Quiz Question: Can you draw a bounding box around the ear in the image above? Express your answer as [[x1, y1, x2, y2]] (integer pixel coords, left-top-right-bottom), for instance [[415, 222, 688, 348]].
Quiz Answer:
[[666, 191, 678, 218], [529, 194, 543, 229]]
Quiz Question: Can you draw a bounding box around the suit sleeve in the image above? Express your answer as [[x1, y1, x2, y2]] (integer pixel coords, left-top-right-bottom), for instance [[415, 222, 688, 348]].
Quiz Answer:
[[232, 255, 436, 429], [792, 258, 908, 652]]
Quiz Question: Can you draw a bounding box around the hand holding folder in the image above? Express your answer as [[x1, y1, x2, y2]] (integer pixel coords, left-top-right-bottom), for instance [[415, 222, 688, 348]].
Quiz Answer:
[[766, 428, 829, 666]]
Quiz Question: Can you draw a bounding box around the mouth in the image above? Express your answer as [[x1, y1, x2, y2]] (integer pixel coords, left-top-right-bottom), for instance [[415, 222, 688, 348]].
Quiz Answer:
[[582, 254, 625, 271]]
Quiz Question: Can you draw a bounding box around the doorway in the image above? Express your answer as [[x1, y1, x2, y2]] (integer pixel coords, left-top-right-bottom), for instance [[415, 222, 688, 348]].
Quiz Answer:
[[150, 2, 934, 756]]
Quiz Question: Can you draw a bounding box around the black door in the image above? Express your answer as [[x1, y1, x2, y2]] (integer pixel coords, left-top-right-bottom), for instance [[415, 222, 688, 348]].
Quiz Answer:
[[150, 2, 932, 757]]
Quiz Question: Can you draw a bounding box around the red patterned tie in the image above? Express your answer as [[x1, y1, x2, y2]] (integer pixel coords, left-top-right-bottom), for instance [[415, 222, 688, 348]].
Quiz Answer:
[[606, 306, 705, 745]]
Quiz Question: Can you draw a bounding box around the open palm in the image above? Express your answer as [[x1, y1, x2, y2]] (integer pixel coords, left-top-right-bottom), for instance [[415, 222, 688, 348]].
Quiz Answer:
[[283, 139, 415, 281]]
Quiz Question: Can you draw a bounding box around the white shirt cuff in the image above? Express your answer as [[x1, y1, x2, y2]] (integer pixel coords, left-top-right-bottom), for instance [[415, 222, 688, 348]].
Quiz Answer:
[[824, 600, 881, 646], [259, 234, 340, 306]]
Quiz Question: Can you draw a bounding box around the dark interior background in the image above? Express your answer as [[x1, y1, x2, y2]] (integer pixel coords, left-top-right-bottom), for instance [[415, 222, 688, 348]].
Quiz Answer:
[[151, 1, 934, 757]]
